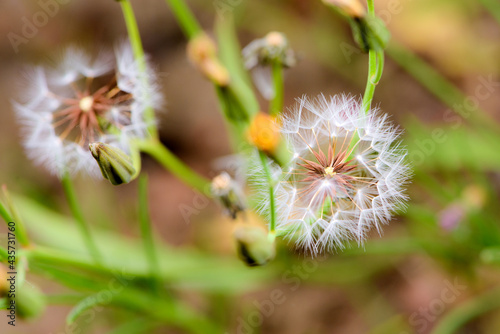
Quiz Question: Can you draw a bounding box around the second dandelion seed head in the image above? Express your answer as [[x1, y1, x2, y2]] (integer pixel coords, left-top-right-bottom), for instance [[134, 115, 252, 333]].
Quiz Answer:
[[253, 94, 410, 255]]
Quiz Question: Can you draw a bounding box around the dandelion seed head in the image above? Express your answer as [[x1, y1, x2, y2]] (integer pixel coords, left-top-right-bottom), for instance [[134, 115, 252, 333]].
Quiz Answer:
[[14, 42, 163, 179], [253, 94, 410, 254]]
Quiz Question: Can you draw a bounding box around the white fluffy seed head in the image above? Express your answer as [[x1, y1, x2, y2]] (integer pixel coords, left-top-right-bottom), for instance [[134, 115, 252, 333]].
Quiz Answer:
[[13, 42, 163, 179], [252, 94, 410, 255]]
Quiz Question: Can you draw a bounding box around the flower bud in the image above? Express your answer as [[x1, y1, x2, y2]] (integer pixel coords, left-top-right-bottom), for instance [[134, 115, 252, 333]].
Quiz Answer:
[[248, 112, 281, 154], [89, 142, 136, 185], [187, 33, 230, 86], [211, 172, 245, 219], [322, 0, 366, 18], [233, 224, 275, 267], [1, 264, 46, 320], [244, 32, 296, 69]]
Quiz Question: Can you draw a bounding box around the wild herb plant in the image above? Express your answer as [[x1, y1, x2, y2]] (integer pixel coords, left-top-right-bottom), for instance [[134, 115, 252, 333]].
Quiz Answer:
[[1, 0, 500, 333]]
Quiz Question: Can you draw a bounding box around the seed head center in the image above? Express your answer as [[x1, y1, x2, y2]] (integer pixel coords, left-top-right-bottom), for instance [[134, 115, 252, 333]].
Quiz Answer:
[[79, 96, 94, 113], [324, 166, 336, 177]]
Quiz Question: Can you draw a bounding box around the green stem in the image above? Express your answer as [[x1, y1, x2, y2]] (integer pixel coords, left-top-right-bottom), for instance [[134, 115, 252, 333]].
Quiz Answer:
[[215, 15, 259, 120], [270, 60, 284, 116], [1, 186, 30, 246], [371, 50, 384, 84], [119, 0, 158, 138], [361, 0, 382, 114], [259, 151, 276, 238], [0, 246, 8, 262], [138, 174, 162, 293], [138, 139, 211, 195], [0, 201, 13, 227], [366, 0, 374, 15], [432, 287, 500, 334], [163, 0, 202, 39], [61, 174, 102, 267], [362, 49, 377, 114]]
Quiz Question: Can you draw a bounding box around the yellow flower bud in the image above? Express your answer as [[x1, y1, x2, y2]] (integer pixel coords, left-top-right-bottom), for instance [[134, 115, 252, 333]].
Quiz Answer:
[[248, 112, 281, 154]]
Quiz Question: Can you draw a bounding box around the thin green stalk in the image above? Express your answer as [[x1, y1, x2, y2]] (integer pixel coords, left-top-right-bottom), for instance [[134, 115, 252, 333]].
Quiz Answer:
[[362, 49, 377, 113], [1, 186, 30, 246], [270, 61, 284, 116], [361, 0, 383, 114], [164, 0, 202, 39], [371, 50, 384, 84], [479, 0, 500, 25], [45, 294, 85, 305], [259, 151, 276, 240], [215, 15, 259, 119], [0, 245, 8, 262], [366, 0, 375, 14], [61, 174, 102, 267], [432, 287, 500, 334], [137, 139, 211, 195], [0, 201, 13, 227], [119, 0, 158, 138], [138, 174, 161, 293]]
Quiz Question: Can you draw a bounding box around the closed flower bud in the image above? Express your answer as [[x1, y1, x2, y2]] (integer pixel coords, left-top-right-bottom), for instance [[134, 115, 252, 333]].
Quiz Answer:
[[1, 265, 46, 320], [187, 33, 230, 86], [242, 32, 296, 100], [323, 0, 366, 18], [211, 172, 245, 219], [248, 112, 281, 154], [233, 224, 275, 267], [89, 142, 136, 185]]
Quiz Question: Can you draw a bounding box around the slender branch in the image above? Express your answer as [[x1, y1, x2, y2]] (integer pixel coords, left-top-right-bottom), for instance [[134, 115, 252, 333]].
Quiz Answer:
[[259, 151, 276, 240], [137, 139, 211, 195], [118, 0, 158, 138], [270, 60, 284, 117], [61, 174, 102, 266], [164, 0, 202, 39], [1, 186, 30, 247], [138, 174, 162, 292], [371, 50, 384, 84], [362, 49, 378, 114], [366, 0, 374, 15]]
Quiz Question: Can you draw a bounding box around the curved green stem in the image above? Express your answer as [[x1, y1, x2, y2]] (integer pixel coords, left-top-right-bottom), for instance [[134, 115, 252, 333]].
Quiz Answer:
[[119, 0, 158, 138], [371, 50, 384, 84], [1, 187, 30, 247], [432, 287, 500, 334], [138, 174, 161, 293], [259, 151, 276, 238], [163, 0, 202, 39], [270, 61, 284, 116], [137, 139, 211, 195], [61, 174, 102, 266]]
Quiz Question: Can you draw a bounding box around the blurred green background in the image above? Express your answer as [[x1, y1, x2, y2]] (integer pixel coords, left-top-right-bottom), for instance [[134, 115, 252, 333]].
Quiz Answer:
[[1, 0, 500, 333]]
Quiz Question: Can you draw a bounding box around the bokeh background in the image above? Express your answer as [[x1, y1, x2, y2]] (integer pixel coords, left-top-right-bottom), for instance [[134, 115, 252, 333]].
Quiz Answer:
[[1, 0, 500, 333]]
